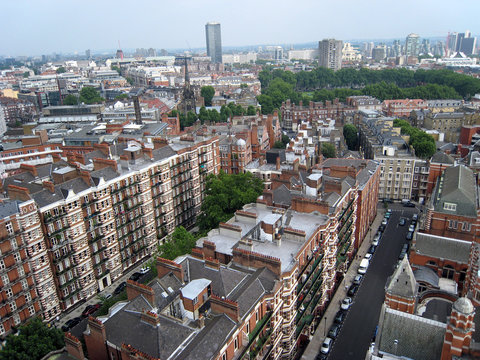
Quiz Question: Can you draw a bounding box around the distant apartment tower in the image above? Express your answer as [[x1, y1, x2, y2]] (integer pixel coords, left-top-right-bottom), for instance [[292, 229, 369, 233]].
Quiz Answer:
[[205, 22, 222, 63], [405, 33, 420, 56], [318, 39, 343, 71]]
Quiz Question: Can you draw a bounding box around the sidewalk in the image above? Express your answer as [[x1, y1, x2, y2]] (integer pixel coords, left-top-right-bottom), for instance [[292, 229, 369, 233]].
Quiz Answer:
[[301, 204, 386, 359]]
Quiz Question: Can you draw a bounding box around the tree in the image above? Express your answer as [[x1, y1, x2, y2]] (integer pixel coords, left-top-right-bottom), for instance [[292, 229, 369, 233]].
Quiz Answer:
[[281, 134, 290, 147], [247, 105, 256, 116], [126, 77, 134, 85], [22, 72, 29, 78], [273, 141, 285, 149], [63, 94, 79, 105], [111, 65, 121, 75], [0, 318, 64, 360], [197, 172, 264, 232], [201, 86, 215, 107], [79, 86, 103, 104], [158, 226, 196, 260], [114, 94, 128, 101], [343, 124, 358, 150], [56, 67, 66, 74], [321, 143, 336, 158]]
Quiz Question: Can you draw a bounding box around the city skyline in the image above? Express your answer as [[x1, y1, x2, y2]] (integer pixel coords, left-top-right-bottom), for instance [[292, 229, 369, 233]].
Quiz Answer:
[[1, 0, 480, 56]]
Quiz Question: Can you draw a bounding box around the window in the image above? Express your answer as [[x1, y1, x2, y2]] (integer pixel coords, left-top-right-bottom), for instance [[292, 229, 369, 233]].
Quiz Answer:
[[246, 323, 250, 334], [222, 353, 227, 360], [6, 288, 13, 297], [1, 274, 9, 286], [6, 222, 14, 235], [14, 252, 21, 263], [0, 324, 4, 335], [13, 313, 20, 325], [9, 301, 17, 312], [234, 337, 238, 350], [28, 305, 35, 316], [443, 202, 456, 211]]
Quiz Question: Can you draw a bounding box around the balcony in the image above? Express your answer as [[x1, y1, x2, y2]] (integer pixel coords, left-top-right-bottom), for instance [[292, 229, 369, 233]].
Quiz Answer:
[[237, 311, 273, 360]]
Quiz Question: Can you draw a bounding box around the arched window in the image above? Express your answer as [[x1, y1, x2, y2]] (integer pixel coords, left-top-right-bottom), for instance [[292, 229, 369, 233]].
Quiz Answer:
[[426, 260, 437, 267]]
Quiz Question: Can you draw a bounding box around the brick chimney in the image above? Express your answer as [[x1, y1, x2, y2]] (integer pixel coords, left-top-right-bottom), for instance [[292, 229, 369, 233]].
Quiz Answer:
[[19, 163, 38, 177], [42, 181, 55, 193], [276, 156, 281, 170], [140, 310, 161, 327], [93, 158, 118, 171], [93, 143, 111, 157], [84, 317, 107, 360], [156, 257, 184, 283], [210, 294, 239, 321], [7, 185, 31, 201], [126, 280, 155, 305], [64, 332, 85, 360]]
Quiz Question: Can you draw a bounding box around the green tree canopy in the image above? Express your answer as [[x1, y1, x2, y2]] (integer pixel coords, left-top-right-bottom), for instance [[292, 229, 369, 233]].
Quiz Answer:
[[158, 226, 196, 260], [343, 124, 358, 150], [198, 172, 264, 232], [393, 119, 436, 158], [79, 86, 103, 104], [247, 105, 257, 116], [0, 318, 64, 360], [55, 67, 66, 74], [321, 143, 336, 158], [201, 86, 215, 107], [63, 94, 78, 105]]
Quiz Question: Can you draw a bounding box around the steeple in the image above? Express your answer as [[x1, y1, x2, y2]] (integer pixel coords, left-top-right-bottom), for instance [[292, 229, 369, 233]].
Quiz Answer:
[[385, 257, 417, 314]]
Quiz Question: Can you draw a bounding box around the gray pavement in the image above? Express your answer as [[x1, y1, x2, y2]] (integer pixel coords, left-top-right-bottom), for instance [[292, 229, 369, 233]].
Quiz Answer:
[[301, 203, 386, 359]]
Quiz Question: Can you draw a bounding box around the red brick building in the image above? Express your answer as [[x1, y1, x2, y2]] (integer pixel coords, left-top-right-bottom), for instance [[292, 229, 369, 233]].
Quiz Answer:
[[382, 99, 427, 118]]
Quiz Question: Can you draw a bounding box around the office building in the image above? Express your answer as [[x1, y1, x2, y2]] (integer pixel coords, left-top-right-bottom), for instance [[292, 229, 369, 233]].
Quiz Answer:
[[405, 33, 420, 57], [318, 39, 343, 71], [205, 22, 222, 63]]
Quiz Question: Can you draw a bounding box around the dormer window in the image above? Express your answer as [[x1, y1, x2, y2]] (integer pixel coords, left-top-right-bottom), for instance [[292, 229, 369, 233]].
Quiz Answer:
[[443, 202, 457, 211]]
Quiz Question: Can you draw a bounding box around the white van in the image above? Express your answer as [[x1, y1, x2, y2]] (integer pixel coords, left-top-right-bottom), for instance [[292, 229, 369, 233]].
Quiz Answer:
[[358, 258, 369, 274]]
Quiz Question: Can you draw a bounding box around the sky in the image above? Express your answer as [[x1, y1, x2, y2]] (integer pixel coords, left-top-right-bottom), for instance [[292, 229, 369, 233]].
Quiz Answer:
[[1, 0, 479, 56]]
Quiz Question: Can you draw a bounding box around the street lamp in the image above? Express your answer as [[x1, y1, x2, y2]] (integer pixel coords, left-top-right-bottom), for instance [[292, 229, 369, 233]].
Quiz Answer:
[[324, 316, 327, 336]]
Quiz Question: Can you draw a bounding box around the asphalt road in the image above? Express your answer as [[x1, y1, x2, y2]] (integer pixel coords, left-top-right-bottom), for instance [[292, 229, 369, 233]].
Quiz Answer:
[[326, 205, 418, 360]]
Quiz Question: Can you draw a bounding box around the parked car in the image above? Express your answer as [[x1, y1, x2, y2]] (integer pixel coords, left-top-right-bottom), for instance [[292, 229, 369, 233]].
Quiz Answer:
[[368, 245, 377, 254], [353, 274, 363, 285], [383, 198, 393, 204], [129, 272, 142, 282], [412, 213, 418, 221], [104, 293, 113, 300], [364, 253, 372, 261], [61, 317, 82, 332], [404, 202, 415, 207], [114, 281, 126, 295], [384, 212, 391, 219], [372, 238, 379, 246], [399, 218, 406, 226], [379, 224, 386, 232], [321, 337, 333, 354], [139, 266, 150, 274], [408, 224, 415, 232], [406, 231, 414, 241], [381, 218, 388, 226], [328, 324, 341, 339], [334, 310, 346, 324], [341, 297, 353, 311], [81, 303, 101, 318], [399, 244, 409, 260], [348, 284, 359, 297]]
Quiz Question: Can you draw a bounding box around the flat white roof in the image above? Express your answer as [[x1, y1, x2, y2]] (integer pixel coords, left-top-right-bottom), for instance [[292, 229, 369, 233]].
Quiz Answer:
[[181, 278, 211, 300]]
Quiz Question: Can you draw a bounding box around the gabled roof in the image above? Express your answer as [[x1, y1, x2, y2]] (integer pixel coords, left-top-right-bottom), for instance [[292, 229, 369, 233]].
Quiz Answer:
[[433, 165, 477, 217], [377, 306, 446, 360], [386, 257, 416, 299], [414, 233, 470, 264], [430, 151, 455, 164]]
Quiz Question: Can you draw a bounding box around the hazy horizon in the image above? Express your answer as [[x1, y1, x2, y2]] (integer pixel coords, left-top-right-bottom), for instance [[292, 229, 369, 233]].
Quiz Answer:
[[2, 0, 479, 57]]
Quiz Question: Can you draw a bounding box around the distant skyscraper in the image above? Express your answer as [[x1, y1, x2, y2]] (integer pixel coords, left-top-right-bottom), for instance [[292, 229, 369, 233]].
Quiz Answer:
[[405, 33, 420, 56], [318, 39, 343, 71], [205, 22, 222, 63]]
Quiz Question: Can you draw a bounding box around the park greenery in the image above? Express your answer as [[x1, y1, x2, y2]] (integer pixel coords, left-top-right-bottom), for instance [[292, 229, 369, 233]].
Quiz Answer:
[[158, 226, 197, 260], [0, 318, 64, 360], [63, 87, 104, 105], [55, 67, 66, 74], [393, 119, 436, 158], [169, 103, 257, 130], [197, 172, 264, 233], [343, 124, 358, 150], [256, 67, 480, 114]]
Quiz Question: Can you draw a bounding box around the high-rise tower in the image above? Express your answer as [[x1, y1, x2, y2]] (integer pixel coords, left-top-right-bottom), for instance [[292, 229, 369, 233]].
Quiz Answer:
[[405, 33, 420, 56], [318, 39, 343, 71], [205, 22, 222, 63]]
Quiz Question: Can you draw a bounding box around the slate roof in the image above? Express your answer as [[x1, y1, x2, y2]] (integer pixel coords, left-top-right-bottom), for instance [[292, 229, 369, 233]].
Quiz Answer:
[[0, 200, 20, 219], [272, 185, 293, 206], [430, 151, 455, 164], [90, 167, 119, 183], [432, 165, 477, 217], [386, 256, 417, 299], [414, 233, 470, 264], [414, 266, 439, 287], [31, 177, 92, 208], [377, 306, 446, 360], [103, 297, 194, 359]]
